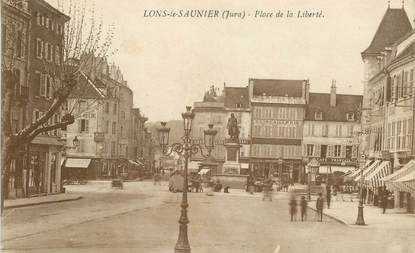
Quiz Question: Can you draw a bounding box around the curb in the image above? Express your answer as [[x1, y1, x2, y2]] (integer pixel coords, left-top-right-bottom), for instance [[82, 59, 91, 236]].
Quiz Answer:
[[307, 206, 348, 225], [4, 196, 83, 210]]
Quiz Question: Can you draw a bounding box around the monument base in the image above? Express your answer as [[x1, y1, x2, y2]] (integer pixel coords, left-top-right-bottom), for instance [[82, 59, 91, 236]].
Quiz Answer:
[[212, 174, 248, 189]]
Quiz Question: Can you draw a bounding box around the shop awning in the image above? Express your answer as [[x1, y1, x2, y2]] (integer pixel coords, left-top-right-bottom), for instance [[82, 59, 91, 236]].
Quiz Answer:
[[65, 158, 91, 168], [128, 160, 140, 166], [241, 163, 249, 169], [319, 166, 355, 174], [348, 160, 371, 178], [198, 169, 210, 175], [354, 160, 381, 182], [383, 160, 415, 193], [364, 161, 391, 188]]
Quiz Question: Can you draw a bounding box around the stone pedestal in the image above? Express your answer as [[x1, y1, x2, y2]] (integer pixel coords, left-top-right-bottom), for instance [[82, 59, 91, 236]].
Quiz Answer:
[[222, 142, 241, 175]]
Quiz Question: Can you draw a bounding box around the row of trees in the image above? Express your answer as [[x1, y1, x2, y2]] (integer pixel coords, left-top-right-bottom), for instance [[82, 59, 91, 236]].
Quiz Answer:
[[1, 1, 116, 214]]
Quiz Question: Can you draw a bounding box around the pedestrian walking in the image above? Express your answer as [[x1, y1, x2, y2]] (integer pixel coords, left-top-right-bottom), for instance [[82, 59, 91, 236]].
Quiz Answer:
[[382, 186, 388, 214], [262, 179, 273, 201], [326, 184, 332, 209], [316, 193, 324, 222], [289, 195, 298, 221], [300, 196, 307, 221]]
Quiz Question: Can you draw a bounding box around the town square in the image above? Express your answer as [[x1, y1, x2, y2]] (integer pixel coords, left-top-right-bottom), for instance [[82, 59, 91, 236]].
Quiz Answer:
[[1, 0, 415, 252]]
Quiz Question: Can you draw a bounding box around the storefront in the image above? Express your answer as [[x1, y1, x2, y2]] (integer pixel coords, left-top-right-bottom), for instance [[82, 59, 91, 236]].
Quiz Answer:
[[383, 160, 415, 213]]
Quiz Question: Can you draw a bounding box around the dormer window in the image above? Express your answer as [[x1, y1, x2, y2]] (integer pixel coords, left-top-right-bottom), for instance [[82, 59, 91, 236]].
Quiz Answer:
[[314, 112, 322, 120], [346, 112, 355, 121]]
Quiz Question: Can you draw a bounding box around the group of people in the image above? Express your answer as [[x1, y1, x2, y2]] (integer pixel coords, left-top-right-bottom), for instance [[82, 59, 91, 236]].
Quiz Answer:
[[361, 185, 390, 214]]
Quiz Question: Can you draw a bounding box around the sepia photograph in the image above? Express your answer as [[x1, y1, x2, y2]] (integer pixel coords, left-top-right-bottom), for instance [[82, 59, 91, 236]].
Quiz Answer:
[[1, 0, 415, 252]]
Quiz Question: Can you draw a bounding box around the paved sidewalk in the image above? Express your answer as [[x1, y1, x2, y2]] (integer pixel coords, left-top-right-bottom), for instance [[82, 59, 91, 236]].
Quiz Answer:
[[4, 193, 82, 209], [308, 197, 415, 230]]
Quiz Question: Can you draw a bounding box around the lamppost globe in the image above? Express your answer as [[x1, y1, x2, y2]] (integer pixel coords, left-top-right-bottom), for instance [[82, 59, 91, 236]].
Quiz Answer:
[[203, 124, 217, 150], [157, 122, 171, 150]]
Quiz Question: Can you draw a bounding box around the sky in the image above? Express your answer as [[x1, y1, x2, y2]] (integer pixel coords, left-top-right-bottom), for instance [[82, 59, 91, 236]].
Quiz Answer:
[[54, 0, 415, 122]]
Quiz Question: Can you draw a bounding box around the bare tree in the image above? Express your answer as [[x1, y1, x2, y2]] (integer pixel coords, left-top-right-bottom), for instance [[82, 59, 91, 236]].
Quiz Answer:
[[1, 0, 116, 214]]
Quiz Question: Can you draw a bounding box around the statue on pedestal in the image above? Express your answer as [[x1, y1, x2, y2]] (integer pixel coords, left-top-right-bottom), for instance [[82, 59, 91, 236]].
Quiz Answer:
[[227, 113, 239, 142]]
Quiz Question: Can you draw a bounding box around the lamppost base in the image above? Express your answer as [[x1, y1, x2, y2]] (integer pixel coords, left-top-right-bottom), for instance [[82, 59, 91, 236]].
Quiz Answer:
[[175, 245, 191, 253], [355, 204, 366, 225]]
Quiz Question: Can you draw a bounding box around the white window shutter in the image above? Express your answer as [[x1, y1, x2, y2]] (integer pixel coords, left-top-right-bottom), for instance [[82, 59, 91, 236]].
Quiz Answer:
[[303, 144, 307, 156], [341, 145, 346, 158], [328, 145, 334, 157], [40, 74, 46, 96], [315, 144, 321, 157]]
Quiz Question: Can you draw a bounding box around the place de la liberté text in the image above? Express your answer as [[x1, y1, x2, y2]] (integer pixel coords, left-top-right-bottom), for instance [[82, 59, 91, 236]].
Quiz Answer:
[[143, 9, 325, 19]]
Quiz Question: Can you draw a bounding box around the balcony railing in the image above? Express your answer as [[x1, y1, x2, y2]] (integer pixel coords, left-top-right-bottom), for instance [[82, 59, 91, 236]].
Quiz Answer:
[[94, 132, 105, 142]]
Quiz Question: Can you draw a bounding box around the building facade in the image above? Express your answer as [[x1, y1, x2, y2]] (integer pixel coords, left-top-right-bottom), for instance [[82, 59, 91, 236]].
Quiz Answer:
[[249, 79, 307, 183], [303, 81, 362, 183], [192, 85, 251, 174], [362, 5, 414, 212], [63, 59, 148, 180], [1, 0, 31, 198]]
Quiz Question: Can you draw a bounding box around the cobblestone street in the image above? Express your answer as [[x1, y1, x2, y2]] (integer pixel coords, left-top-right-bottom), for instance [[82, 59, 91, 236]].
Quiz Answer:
[[2, 181, 414, 253]]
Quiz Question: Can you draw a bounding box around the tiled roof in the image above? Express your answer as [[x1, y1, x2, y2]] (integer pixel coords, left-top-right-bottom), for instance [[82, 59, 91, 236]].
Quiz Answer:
[[252, 79, 304, 97], [391, 40, 415, 64], [69, 72, 105, 99], [306, 93, 363, 122], [224, 87, 249, 108], [362, 8, 412, 56]]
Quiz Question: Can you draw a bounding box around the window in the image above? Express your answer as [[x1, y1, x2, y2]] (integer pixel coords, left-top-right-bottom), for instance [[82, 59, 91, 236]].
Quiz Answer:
[[54, 46, 60, 65], [335, 125, 343, 137], [45, 17, 49, 28], [40, 74, 47, 96], [120, 126, 124, 137], [36, 39, 43, 59], [79, 119, 89, 133], [314, 112, 322, 120], [307, 144, 314, 156], [121, 111, 125, 120], [105, 102, 110, 113], [45, 42, 52, 61], [111, 141, 116, 155], [113, 103, 117, 114], [322, 124, 329, 137], [347, 125, 354, 137], [104, 120, 109, 133], [16, 31, 23, 58], [334, 145, 341, 157], [36, 12, 41, 25], [41, 15, 45, 26], [409, 69, 414, 96], [112, 122, 116, 135], [346, 113, 355, 121]]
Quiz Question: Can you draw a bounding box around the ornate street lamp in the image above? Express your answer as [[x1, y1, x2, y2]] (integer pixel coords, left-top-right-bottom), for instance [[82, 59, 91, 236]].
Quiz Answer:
[[355, 153, 366, 225], [157, 106, 217, 253]]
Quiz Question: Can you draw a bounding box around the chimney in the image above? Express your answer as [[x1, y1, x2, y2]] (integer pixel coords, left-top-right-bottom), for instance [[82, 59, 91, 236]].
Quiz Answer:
[[304, 79, 310, 104], [330, 80, 337, 107]]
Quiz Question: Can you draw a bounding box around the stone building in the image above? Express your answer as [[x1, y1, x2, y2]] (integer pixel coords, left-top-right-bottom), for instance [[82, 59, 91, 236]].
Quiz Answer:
[[303, 81, 362, 184], [192, 85, 251, 175], [63, 59, 146, 180], [361, 4, 414, 212], [1, 0, 31, 198], [249, 79, 308, 183]]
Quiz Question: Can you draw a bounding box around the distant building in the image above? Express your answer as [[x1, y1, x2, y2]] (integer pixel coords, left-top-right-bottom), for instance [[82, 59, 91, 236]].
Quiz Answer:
[[249, 79, 308, 183], [63, 57, 147, 180], [303, 81, 362, 183]]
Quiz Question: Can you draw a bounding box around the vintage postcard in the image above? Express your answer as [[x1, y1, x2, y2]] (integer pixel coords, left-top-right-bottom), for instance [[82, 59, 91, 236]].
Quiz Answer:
[[1, 0, 415, 252]]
